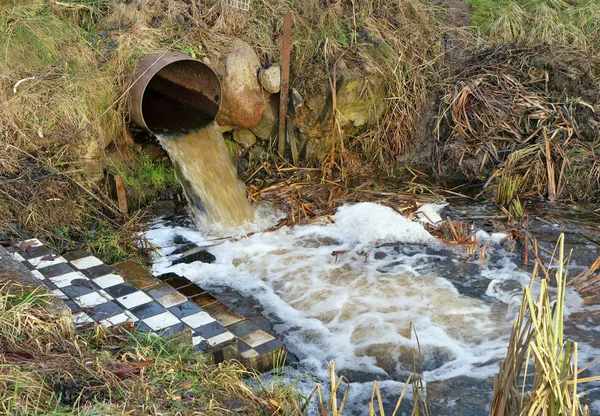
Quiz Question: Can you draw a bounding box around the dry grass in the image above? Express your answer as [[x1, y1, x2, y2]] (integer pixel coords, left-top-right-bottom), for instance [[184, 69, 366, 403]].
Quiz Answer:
[[490, 234, 600, 416], [0, 0, 194, 261], [192, 0, 442, 173], [435, 45, 600, 204], [245, 159, 439, 229], [0, 282, 305, 415]]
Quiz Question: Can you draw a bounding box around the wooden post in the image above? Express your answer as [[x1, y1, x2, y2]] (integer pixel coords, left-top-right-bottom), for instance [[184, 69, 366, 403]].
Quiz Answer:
[[278, 11, 292, 158], [287, 115, 299, 166], [114, 175, 128, 214]]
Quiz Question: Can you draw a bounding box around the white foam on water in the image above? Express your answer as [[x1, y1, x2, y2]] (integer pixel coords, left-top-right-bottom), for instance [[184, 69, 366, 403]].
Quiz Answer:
[[146, 202, 600, 411], [149, 203, 519, 380]]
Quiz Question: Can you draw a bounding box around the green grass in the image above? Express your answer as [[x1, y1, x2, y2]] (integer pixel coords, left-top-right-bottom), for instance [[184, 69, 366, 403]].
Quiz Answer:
[[468, 0, 600, 47], [110, 151, 180, 212]]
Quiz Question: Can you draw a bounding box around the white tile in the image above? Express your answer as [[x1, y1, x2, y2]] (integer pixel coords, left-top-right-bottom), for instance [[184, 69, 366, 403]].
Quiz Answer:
[[70, 256, 103, 269], [116, 291, 152, 309], [51, 289, 68, 300], [49, 271, 88, 288], [30, 270, 45, 281], [93, 274, 124, 289], [181, 311, 215, 328], [11, 252, 25, 262], [29, 255, 67, 268], [207, 331, 235, 346], [100, 312, 132, 327], [192, 335, 206, 346], [241, 330, 276, 348], [22, 239, 43, 247], [241, 349, 259, 359], [143, 312, 180, 331], [74, 292, 108, 308], [156, 291, 187, 308], [72, 312, 93, 324]]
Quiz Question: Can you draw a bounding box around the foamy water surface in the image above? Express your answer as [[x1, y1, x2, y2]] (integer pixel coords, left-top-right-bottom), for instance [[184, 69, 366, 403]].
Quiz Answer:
[[145, 202, 597, 412]]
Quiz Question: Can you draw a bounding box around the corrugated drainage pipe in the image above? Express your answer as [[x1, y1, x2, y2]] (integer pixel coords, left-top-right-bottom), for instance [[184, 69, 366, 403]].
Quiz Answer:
[[129, 51, 221, 137]]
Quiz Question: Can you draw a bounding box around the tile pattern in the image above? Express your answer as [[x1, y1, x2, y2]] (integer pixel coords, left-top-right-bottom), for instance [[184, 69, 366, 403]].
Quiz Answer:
[[156, 272, 283, 359], [9, 239, 284, 362]]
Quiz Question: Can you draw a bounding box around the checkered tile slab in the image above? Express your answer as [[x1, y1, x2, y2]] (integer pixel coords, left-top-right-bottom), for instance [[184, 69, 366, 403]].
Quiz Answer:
[[9, 239, 283, 361]]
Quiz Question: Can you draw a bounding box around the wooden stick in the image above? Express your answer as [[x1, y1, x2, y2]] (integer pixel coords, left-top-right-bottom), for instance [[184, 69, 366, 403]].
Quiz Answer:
[[114, 175, 128, 214], [278, 11, 292, 158], [287, 115, 299, 166]]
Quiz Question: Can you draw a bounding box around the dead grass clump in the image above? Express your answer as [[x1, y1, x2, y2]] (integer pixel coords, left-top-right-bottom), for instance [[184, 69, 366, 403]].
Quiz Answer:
[[490, 235, 600, 416], [0, 284, 73, 354], [0, 0, 193, 261], [0, 287, 305, 415], [435, 45, 600, 204], [246, 159, 437, 228]]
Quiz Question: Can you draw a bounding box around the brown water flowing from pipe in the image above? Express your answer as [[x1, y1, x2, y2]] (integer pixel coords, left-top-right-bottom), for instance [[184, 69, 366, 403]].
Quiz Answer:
[[130, 52, 254, 228]]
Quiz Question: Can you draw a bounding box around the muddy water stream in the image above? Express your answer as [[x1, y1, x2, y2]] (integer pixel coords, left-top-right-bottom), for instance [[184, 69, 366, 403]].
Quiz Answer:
[[149, 127, 600, 416], [145, 197, 600, 414], [157, 122, 254, 229]]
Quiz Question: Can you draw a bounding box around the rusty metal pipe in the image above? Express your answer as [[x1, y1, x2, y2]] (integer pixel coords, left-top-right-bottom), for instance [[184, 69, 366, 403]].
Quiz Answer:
[[130, 52, 221, 137]]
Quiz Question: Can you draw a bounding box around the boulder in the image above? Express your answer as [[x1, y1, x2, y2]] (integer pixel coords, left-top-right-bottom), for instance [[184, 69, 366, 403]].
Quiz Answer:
[[250, 94, 279, 140], [217, 41, 266, 129], [232, 129, 257, 149], [259, 65, 281, 94], [336, 70, 386, 128]]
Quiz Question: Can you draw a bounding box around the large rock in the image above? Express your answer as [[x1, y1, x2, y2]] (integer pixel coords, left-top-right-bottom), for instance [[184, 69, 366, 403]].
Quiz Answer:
[[250, 94, 279, 139], [258, 65, 281, 94], [232, 129, 256, 149], [336, 69, 386, 128], [217, 41, 266, 129]]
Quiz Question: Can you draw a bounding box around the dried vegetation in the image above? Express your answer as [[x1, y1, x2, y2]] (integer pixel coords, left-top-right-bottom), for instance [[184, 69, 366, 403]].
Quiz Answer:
[[435, 45, 600, 205]]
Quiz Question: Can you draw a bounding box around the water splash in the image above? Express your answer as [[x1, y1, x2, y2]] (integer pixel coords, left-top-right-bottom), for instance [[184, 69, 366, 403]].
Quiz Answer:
[[157, 122, 254, 229]]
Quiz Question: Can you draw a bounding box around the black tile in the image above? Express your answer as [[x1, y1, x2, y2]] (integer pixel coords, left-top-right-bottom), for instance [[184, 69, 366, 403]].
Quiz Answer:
[[43, 280, 59, 291], [21, 261, 35, 271], [134, 321, 152, 333], [194, 340, 210, 352], [237, 340, 253, 353], [103, 283, 138, 298], [63, 300, 81, 313], [179, 284, 204, 297], [203, 301, 231, 318], [227, 320, 260, 337], [212, 349, 224, 363], [163, 275, 192, 289], [61, 284, 96, 298], [62, 250, 89, 262], [128, 301, 166, 319], [71, 278, 96, 290], [194, 321, 227, 339], [39, 262, 75, 278], [254, 339, 284, 355], [168, 301, 202, 319], [79, 264, 112, 278], [189, 293, 217, 307], [159, 322, 187, 337], [157, 272, 180, 281], [19, 245, 52, 260], [86, 301, 124, 321]]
